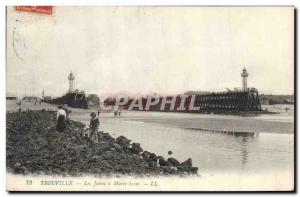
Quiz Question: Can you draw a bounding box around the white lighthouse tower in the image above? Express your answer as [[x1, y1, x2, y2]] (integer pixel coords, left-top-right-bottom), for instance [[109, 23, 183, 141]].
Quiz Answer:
[[241, 67, 249, 91], [68, 71, 75, 93]]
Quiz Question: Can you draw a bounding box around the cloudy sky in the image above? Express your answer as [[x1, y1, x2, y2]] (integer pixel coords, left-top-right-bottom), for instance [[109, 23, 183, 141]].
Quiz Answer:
[[6, 6, 294, 98]]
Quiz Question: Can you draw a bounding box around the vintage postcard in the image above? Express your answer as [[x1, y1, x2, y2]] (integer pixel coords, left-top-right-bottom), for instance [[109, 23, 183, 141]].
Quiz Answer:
[[6, 6, 294, 191]]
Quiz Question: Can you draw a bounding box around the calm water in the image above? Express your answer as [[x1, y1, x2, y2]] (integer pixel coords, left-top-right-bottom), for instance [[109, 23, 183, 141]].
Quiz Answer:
[[7, 101, 294, 177], [69, 109, 294, 176]]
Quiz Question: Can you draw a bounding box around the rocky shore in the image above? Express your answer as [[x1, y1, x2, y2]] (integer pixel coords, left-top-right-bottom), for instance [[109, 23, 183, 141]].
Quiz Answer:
[[6, 110, 198, 177]]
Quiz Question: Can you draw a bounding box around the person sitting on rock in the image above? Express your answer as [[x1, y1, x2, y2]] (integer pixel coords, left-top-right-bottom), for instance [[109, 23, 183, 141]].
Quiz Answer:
[[89, 112, 100, 142], [56, 105, 67, 132]]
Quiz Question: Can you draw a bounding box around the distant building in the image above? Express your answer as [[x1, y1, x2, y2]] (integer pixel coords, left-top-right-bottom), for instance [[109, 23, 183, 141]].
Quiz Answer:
[[259, 96, 269, 105], [184, 91, 211, 95], [259, 94, 294, 105], [22, 96, 39, 102], [43, 96, 52, 100], [87, 94, 100, 105], [283, 99, 294, 104], [6, 96, 17, 100], [68, 71, 75, 93], [233, 88, 242, 91], [241, 67, 249, 91]]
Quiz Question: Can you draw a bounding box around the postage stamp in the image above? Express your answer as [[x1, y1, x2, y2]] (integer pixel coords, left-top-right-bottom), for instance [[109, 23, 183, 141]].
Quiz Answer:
[[15, 6, 53, 15], [5, 6, 295, 192]]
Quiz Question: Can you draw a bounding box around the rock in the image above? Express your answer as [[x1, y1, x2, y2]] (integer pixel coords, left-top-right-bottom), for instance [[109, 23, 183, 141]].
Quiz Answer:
[[191, 167, 198, 174], [6, 111, 199, 177], [157, 156, 168, 166], [167, 157, 180, 166], [149, 153, 158, 162], [116, 136, 131, 147], [101, 160, 112, 169], [102, 150, 114, 160], [112, 143, 123, 151], [110, 148, 116, 151], [13, 162, 26, 174], [99, 133, 115, 142], [163, 166, 178, 174], [130, 143, 143, 154], [148, 161, 158, 167], [114, 165, 123, 171], [177, 165, 198, 175], [181, 158, 192, 167], [142, 151, 151, 160], [14, 162, 21, 168], [96, 141, 111, 152]]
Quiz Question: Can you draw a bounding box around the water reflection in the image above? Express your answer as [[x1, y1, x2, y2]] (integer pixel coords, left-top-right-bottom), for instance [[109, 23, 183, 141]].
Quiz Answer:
[[69, 111, 293, 174], [185, 127, 259, 138], [241, 136, 249, 168], [182, 127, 293, 174]]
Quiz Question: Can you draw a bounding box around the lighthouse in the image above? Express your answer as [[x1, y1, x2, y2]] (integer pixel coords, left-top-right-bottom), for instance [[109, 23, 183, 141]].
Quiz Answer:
[[68, 71, 75, 93], [241, 67, 249, 91]]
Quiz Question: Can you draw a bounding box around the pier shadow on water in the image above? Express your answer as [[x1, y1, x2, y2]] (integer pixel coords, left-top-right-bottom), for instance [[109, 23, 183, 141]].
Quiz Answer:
[[185, 127, 259, 138], [185, 127, 261, 170]]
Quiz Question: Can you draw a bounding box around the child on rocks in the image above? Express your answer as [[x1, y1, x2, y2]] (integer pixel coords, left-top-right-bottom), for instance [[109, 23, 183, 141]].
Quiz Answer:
[[89, 112, 100, 142]]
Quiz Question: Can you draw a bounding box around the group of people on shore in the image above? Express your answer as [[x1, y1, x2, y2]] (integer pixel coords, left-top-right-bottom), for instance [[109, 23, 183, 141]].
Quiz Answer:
[[55, 105, 126, 142], [56, 105, 100, 142]]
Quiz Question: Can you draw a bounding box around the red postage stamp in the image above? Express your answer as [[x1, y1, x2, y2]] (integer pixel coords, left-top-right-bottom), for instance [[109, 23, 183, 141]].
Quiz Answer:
[[15, 6, 53, 15]]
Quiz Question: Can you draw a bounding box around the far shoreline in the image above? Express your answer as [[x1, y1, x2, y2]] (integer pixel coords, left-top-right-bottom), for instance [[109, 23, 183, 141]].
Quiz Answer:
[[6, 100, 294, 135]]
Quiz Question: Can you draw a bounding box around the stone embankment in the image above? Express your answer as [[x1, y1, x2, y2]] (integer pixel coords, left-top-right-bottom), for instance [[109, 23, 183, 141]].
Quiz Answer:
[[6, 111, 198, 176]]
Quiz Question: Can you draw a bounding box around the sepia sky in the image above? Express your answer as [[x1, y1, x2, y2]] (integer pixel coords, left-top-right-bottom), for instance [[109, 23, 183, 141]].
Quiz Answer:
[[6, 6, 294, 98]]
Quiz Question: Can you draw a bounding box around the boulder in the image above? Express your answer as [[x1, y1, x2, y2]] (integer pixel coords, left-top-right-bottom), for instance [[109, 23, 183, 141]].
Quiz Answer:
[[13, 162, 26, 174], [157, 156, 168, 166], [149, 153, 158, 162], [112, 143, 123, 151], [167, 157, 180, 166], [181, 158, 192, 167], [130, 143, 143, 154], [163, 166, 178, 174], [142, 151, 151, 160], [191, 167, 198, 174], [116, 136, 131, 147]]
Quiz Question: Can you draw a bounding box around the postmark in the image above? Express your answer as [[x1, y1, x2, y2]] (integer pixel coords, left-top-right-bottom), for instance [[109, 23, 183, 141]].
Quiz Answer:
[[12, 27, 27, 60]]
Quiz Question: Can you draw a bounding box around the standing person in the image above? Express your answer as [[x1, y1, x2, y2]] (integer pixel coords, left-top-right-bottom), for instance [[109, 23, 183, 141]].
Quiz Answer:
[[118, 109, 121, 116], [63, 104, 70, 120], [56, 106, 67, 132], [97, 109, 100, 116], [89, 112, 99, 142]]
